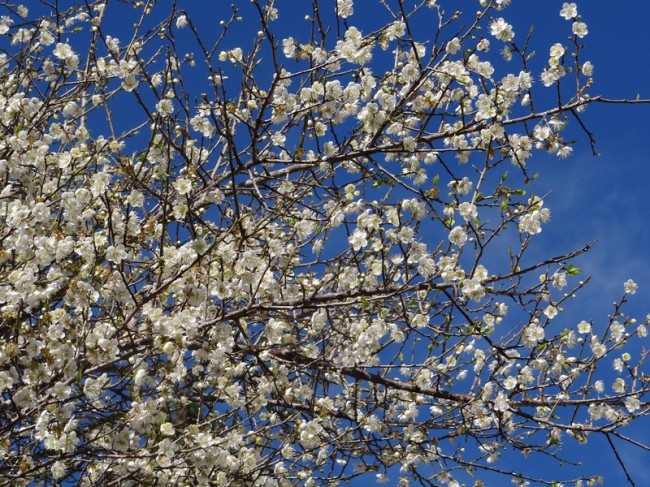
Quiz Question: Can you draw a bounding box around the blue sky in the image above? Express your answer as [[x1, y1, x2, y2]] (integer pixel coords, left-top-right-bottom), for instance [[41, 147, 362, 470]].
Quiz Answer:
[[470, 1, 650, 485], [528, 3, 650, 482], [529, 0, 650, 307]]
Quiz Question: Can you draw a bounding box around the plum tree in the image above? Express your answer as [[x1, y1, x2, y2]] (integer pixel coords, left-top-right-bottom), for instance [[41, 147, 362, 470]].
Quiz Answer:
[[0, 1, 648, 486]]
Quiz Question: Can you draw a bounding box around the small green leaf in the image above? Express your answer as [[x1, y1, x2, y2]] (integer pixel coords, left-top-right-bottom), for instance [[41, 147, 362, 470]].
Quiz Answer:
[[566, 264, 581, 276]]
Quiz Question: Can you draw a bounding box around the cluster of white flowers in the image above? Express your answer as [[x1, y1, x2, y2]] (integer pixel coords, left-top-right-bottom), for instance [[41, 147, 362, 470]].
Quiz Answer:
[[336, 0, 354, 18], [518, 197, 551, 234], [490, 18, 515, 42]]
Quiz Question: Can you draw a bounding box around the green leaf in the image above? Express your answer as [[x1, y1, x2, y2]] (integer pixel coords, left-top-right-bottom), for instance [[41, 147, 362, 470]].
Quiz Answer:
[[360, 296, 370, 309], [566, 264, 581, 276]]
